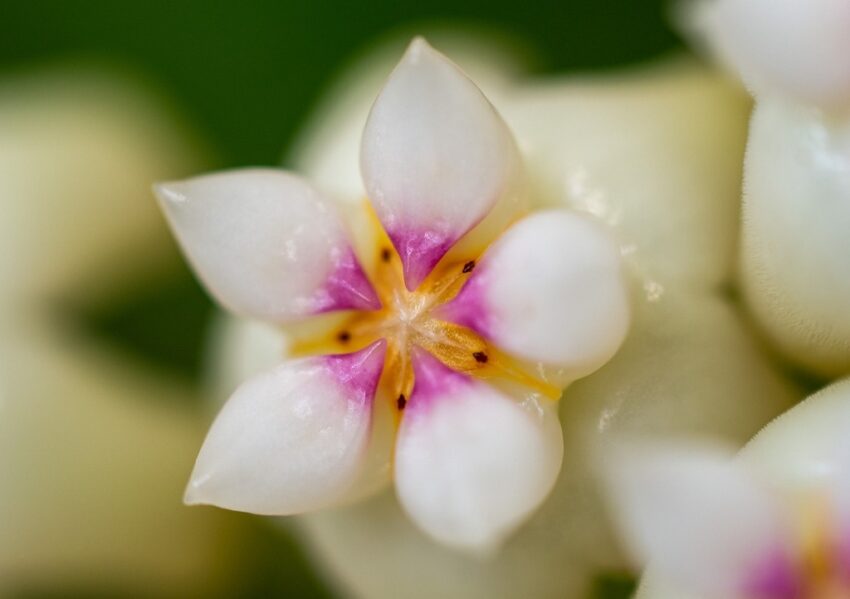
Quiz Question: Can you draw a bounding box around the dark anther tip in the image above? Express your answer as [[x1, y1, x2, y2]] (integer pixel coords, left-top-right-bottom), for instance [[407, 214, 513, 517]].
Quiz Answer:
[[381, 248, 392, 262], [462, 260, 476, 273], [472, 351, 488, 364], [337, 331, 351, 343], [397, 394, 407, 410]]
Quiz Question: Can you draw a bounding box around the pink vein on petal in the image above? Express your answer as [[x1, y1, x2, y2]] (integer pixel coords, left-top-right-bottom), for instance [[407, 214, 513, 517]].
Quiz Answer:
[[436, 266, 494, 339], [406, 349, 471, 417], [323, 340, 388, 408], [387, 225, 455, 291], [312, 247, 381, 313]]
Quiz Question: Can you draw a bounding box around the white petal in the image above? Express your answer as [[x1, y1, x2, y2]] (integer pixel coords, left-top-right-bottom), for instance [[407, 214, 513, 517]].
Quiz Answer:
[[205, 314, 395, 503], [440, 210, 630, 380], [735, 379, 850, 596], [740, 98, 850, 378], [602, 440, 798, 599], [699, 0, 850, 107], [740, 378, 850, 504], [155, 168, 379, 323], [361, 37, 524, 290], [394, 351, 563, 551], [185, 340, 386, 515], [288, 32, 521, 203]]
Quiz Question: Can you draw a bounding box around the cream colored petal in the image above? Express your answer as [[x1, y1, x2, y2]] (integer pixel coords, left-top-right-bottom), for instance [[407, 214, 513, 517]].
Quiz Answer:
[[602, 440, 797, 599], [740, 97, 850, 378], [696, 0, 850, 109], [499, 60, 751, 291], [739, 378, 850, 500], [0, 68, 233, 594], [0, 321, 234, 595], [638, 379, 850, 599]]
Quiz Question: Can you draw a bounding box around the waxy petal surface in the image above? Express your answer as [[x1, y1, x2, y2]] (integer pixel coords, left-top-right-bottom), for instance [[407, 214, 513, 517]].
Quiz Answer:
[[156, 169, 378, 323], [361, 38, 523, 290], [186, 341, 386, 515], [638, 380, 850, 599], [740, 98, 850, 378], [394, 352, 563, 551], [440, 210, 629, 380], [605, 441, 798, 599], [698, 0, 850, 108]]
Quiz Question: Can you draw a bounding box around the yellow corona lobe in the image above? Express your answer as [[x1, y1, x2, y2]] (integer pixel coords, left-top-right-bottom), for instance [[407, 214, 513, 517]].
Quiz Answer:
[[289, 203, 561, 418]]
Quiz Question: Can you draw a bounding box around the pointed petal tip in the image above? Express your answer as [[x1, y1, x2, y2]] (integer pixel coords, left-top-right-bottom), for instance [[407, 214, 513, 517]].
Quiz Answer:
[[152, 180, 186, 205], [404, 36, 436, 62], [185, 354, 379, 516], [182, 476, 207, 507]]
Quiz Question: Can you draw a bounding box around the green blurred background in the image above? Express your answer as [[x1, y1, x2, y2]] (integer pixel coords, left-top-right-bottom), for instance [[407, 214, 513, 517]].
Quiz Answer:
[[2, 1, 682, 597]]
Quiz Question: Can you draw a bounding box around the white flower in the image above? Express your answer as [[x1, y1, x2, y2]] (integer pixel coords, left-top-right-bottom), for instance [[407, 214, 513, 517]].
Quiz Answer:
[[158, 37, 632, 552], [689, 0, 850, 378], [212, 38, 799, 598], [606, 378, 850, 599]]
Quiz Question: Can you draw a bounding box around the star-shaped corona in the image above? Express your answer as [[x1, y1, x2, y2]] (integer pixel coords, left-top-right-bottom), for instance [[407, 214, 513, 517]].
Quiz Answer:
[[155, 37, 631, 551]]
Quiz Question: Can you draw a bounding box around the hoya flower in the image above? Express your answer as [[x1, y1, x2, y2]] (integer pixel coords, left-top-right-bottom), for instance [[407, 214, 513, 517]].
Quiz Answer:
[[691, 0, 850, 378], [157, 37, 631, 551], [210, 35, 799, 598], [605, 378, 850, 599]]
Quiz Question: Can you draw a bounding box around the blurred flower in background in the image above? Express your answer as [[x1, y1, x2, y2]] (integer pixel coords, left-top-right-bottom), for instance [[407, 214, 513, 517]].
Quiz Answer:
[[0, 68, 233, 594], [612, 380, 850, 599]]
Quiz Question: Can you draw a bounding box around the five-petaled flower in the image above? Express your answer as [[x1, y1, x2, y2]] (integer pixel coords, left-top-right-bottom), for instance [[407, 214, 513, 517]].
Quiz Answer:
[[155, 37, 630, 551], [604, 438, 850, 599]]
